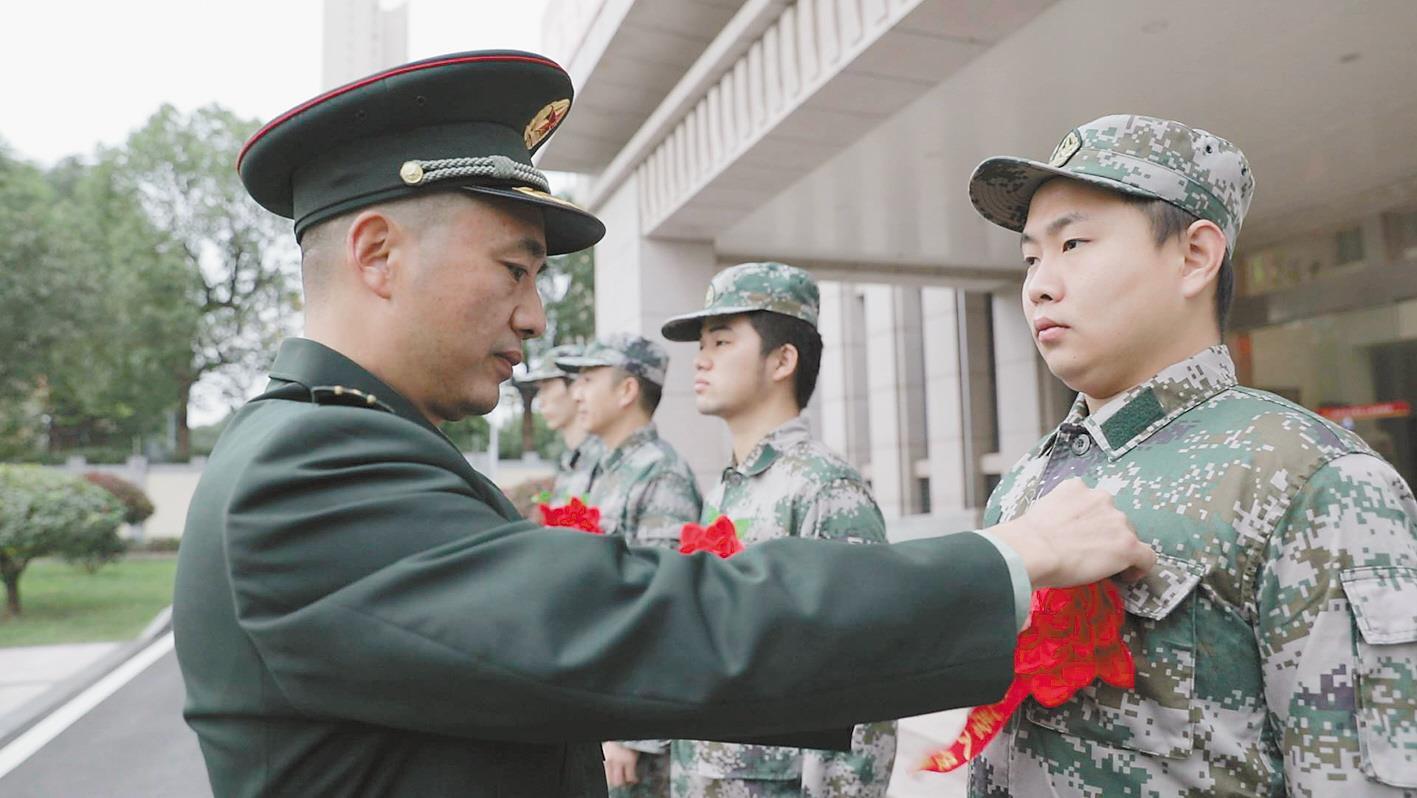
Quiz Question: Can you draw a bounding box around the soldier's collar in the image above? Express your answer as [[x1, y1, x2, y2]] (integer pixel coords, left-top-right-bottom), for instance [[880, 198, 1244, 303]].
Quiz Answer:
[[735, 416, 811, 476], [1056, 345, 1236, 458], [267, 337, 442, 437], [603, 423, 658, 468]]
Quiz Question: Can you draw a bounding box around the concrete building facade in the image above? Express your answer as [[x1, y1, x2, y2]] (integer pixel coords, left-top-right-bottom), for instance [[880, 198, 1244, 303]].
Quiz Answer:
[[536, 0, 1417, 534]]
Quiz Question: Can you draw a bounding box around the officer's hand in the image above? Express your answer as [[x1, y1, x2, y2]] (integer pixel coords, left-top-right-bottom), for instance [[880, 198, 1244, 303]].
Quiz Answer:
[[601, 742, 640, 787], [989, 479, 1155, 588]]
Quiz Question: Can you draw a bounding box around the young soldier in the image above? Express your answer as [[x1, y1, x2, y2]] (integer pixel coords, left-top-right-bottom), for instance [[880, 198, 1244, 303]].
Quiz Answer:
[[660, 262, 896, 798], [520, 343, 602, 502], [559, 333, 703, 797], [967, 114, 1417, 795]]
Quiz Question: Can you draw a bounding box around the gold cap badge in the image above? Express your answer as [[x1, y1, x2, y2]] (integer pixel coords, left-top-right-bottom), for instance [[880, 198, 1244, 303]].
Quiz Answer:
[[524, 99, 570, 150]]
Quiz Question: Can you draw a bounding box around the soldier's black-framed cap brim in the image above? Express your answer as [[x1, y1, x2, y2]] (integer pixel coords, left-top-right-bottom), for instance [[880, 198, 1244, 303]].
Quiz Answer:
[[237, 50, 604, 255], [968, 156, 1165, 234], [660, 306, 764, 342]]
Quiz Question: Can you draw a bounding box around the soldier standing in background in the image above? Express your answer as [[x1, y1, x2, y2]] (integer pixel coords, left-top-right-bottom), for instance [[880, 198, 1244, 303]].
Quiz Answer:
[[559, 333, 703, 797], [660, 262, 898, 798], [520, 343, 602, 502], [966, 114, 1417, 795]]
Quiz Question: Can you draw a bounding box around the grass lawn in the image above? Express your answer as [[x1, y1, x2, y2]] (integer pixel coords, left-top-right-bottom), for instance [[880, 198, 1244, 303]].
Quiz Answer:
[[0, 555, 177, 648]]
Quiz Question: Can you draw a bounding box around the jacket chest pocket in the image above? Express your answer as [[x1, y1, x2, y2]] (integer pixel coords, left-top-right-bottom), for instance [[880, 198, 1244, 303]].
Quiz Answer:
[[1341, 565, 1417, 787], [1024, 554, 1206, 759]]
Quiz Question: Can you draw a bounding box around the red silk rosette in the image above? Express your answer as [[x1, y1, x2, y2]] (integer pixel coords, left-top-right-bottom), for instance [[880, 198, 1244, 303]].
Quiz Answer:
[[678, 516, 744, 558], [538, 497, 603, 534], [921, 580, 1134, 772]]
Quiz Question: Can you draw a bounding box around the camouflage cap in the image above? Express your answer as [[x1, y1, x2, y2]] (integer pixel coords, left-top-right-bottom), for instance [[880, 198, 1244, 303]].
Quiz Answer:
[[555, 333, 668, 386], [660, 261, 819, 342], [969, 114, 1255, 252], [517, 343, 583, 383]]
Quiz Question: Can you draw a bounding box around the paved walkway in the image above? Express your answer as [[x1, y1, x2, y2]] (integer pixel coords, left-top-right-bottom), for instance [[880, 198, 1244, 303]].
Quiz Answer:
[[0, 642, 119, 720], [889, 709, 968, 797]]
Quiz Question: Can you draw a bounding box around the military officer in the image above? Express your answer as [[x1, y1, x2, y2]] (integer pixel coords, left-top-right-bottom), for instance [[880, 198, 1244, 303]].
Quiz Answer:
[[661, 262, 897, 798], [966, 114, 1417, 795], [172, 50, 1155, 798], [558, 333, 703, 796], [520, 343, 602, 502]]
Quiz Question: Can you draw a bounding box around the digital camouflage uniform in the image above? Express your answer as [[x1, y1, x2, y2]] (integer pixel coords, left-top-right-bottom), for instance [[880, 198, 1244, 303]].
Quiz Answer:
[[966, 116, 1417, 795], [562, 334, 704, 797], [969, 347, 1417, 796], [552, 434, 603, 503], [522, 343, 603, 503], [663, 263, 899, 798]]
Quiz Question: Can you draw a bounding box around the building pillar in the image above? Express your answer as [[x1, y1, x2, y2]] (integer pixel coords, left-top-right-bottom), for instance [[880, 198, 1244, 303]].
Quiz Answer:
[[594, 173, 727, 487], [921, 287, 965, 517], [991, 291, 1047, 467], [817, 281, 850, 458], [957, 291, 998, 508]]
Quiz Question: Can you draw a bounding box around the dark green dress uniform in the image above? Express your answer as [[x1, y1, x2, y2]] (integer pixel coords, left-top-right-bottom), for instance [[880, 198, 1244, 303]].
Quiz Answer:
[[172, 51, 1019, 798]]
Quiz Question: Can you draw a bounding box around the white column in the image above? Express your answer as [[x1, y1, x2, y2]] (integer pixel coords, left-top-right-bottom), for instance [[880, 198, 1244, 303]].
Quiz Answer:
[[991, 291, 1046, 467], [593, 173, 728, 488], [817, 281, 851, 458], [921, 287, 965, 517], [863, 284, 905, 518]]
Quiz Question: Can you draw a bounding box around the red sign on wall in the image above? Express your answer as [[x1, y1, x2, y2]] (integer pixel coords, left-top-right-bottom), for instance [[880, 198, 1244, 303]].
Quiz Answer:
[[1317, 401, 1413, 422]]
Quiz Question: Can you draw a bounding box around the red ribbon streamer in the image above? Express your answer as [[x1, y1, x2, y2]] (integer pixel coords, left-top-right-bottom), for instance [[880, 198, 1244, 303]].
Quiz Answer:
[[922, 580, 1135, 772]]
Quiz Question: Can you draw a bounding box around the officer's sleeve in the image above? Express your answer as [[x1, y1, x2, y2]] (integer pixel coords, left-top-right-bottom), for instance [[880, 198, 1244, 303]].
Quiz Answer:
[[629, 472, 701, 550], [225, 409, 1017, 745], [1256, 453, 1417, 792], [797, 477, 889, 544]]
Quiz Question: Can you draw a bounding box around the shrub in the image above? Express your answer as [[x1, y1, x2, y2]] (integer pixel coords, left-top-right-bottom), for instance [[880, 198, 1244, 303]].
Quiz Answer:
[[0, 465, 124, 616], [83, 471, 155, 525]]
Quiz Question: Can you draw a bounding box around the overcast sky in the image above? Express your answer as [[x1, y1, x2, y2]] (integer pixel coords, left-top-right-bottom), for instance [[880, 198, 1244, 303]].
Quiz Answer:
[[0, 0, 550, 165]]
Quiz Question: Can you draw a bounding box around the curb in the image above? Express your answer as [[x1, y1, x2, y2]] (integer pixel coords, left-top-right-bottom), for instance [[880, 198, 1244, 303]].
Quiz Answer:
[[0, 605, 174, 751]]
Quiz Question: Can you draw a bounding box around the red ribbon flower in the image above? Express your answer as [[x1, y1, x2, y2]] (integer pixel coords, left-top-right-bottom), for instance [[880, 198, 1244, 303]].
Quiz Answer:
[[921, 580, 1135, 772], [539, 497, 603, 534], [678, 516, 744, 558]]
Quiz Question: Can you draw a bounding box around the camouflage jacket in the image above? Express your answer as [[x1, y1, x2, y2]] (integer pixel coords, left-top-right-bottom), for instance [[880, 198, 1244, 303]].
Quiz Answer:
[[673, 417, 897, 796], [586, 423, 701, 549], [551, 435, 602, 503], [969, 346, 1417, 797]]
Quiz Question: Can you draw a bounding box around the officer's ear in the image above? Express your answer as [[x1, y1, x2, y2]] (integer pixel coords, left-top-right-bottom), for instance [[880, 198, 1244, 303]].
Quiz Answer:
[[1177, 219, 1226, 304], [346, 209, 400, 300]]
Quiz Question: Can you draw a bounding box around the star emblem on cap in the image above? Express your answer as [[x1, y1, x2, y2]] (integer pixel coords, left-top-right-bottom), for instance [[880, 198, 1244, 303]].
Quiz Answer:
[[524, 99, 571, 150]]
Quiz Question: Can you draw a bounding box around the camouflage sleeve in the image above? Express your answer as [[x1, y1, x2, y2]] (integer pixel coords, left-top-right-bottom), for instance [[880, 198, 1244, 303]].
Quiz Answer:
[[628, 473, 701, 550], [798, 477, 888, 544], [1256, 453, 1417, 792]]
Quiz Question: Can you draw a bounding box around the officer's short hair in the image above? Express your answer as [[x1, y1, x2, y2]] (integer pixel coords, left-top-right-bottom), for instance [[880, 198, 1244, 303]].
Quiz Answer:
[[746, 311, 823, 410], [1119, 195, 1235, 333]]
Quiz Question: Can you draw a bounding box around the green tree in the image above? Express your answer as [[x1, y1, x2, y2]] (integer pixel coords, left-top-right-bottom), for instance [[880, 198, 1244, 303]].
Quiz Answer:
[[38, 154, 198, 451], [0, 144, 82, 456], [113, 104, 300, 459]]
